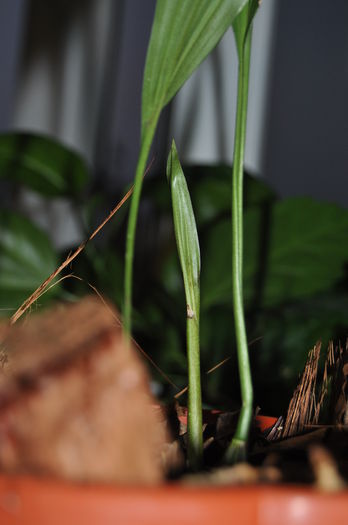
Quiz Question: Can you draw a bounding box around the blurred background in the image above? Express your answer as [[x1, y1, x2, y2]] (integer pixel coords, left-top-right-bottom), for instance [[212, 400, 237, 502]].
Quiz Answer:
[[0, 0, 347, 414]]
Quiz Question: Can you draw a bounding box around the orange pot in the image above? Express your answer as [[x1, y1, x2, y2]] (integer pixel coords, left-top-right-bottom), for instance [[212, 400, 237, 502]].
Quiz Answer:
[[0, 416, 347, 524], [0, 475, 348, 525]]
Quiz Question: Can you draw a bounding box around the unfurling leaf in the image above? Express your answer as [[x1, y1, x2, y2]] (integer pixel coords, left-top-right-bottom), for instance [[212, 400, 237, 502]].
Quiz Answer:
[[166, 140, 200, 316]]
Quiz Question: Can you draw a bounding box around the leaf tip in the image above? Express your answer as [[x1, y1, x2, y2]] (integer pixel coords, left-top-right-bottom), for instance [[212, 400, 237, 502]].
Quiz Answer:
[[166, 139, 178, 183]]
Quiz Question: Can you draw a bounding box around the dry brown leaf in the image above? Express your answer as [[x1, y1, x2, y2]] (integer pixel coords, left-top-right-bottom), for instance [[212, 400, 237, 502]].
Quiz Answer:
[[0, 297, 171, 484], [282, 342, 322, 438]]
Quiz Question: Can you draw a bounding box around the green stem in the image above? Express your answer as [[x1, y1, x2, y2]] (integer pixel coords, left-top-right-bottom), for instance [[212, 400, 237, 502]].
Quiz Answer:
[[186, 302, 203, 470], [124, 121, 157, 336], [225, 27, 253, 463]]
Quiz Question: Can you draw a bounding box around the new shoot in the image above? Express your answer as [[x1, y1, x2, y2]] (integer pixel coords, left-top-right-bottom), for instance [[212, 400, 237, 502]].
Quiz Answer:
[[167, 141, 203, 470]]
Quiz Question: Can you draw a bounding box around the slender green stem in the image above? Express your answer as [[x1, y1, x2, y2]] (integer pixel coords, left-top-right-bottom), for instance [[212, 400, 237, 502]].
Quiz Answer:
[[186, 302, 203, 470], [225, 27, 253, 463], [124, 121, 157, 336]]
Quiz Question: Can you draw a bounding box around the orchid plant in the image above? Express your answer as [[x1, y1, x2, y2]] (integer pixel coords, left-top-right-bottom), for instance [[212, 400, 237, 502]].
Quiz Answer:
[[124, 0, 259, 467]]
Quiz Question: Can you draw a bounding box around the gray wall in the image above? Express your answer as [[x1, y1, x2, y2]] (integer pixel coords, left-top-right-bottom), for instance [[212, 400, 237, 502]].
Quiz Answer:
[[0, 0, 27, 130], [0, 1, 347, 206], [264, 0, 348, 206]]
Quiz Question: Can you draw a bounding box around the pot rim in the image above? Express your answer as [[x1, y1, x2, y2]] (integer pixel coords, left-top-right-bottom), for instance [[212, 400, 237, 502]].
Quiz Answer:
[[0, 474, 348, 525]]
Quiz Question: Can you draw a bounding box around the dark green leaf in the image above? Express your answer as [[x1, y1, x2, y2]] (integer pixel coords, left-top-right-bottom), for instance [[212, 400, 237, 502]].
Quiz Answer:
[[202, 197, 348, 309], [144, 169, 275, 303], [145, 165, 275, 224], [0, 210, 59, 312], [0, 133, 89, 197], [189, 167, 275, 225], [251, 291, 348, 412]]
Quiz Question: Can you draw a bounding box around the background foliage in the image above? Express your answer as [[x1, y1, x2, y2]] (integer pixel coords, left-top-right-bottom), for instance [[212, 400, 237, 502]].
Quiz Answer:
[[1, 132, 348, 414]]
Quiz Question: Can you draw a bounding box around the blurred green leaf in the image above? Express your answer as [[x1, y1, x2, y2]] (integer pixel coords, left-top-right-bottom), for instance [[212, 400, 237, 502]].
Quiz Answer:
[[256, 291, 348, 374], [202, 197, 348, 309], [251, 290, 348, 412], [189, 166, 275, 224], [145, 165, 275, 224], [0, 133, 89, 197], [200, 219, 231, 308], [145, 167, 275, 302], [0, 210, 59, 312], [142, 0, 247, 136], [133, 166, 348, 409]]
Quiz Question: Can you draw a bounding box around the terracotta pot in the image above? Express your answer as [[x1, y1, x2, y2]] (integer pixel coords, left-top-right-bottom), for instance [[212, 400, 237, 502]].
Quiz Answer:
[[0, 416, 347, 525], [0, 474, 348, 525]]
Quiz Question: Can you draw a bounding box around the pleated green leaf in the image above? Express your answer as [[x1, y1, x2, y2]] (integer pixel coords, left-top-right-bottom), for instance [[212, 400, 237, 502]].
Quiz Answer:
[[142, 0, 248, 136]]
